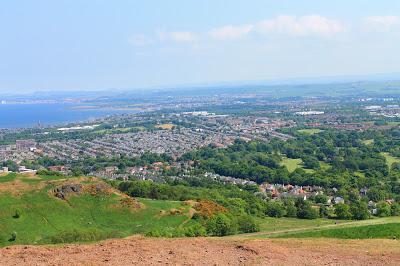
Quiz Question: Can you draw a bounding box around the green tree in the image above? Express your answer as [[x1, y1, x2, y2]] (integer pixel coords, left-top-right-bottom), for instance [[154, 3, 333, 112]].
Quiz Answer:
[[334, 203, 352, 220], [391, 202, 400, 216], [376, 202, 391, 217], [265, 201, 285, 218], [296, 199, 318, 219], [237, 215, 259, 233], [350, 201, 369, 220], [206, 214, 237, 236], [367, 187, 386, 202]]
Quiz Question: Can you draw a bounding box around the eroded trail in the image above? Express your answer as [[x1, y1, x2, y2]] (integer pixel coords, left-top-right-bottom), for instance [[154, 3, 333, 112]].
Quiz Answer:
[[1, 236, 399, 265]]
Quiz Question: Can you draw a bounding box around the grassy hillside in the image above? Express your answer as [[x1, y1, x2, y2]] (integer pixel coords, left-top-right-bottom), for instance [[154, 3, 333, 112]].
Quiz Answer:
[[0, 174, 191, 247]]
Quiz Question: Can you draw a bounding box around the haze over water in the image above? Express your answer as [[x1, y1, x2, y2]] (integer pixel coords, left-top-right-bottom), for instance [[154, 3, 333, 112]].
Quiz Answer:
[[0, 104, 135, 129]]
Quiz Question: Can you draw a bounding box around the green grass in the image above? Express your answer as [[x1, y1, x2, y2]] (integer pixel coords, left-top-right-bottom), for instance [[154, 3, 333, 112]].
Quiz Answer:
[[280, 158, 303, 173], [280, 157, 329, 173], [239, 217, 400, 239], [298, 129, 324, 135], [277, 223, 400, 239], [362, 139, 374, 145], [0, 176, 191, 247], [0, 173, 17, 183], [95, 126, 145, 134], [319, 161, 331, 171], [256, 217, 338, 233], [381, 152, 400, 167]]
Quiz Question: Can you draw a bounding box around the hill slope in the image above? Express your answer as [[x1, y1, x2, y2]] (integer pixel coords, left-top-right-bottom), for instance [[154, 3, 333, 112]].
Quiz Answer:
[[0, 174, 190, 246]]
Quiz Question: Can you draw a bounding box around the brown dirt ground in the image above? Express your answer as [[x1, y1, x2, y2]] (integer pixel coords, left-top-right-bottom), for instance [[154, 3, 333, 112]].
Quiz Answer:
[[1, 236, 399, 266]]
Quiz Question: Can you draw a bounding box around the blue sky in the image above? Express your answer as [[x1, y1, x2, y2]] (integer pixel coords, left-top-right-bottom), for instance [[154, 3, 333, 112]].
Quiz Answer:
[[1, 0, 400, 92]]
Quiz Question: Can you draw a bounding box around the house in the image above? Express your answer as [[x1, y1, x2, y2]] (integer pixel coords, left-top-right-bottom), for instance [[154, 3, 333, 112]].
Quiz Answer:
[[18, 166, 37, 176], [0, 167, 9, 174], [333, 196, 345, 204], [104, 166, 118, 175], [16, 139, 37, 151], [48, 166, 68, 173], [360, 188, 368, 196]]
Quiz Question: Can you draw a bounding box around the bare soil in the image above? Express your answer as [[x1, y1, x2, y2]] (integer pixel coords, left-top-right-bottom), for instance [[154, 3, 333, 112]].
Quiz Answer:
[[1, 236, 399, 265]]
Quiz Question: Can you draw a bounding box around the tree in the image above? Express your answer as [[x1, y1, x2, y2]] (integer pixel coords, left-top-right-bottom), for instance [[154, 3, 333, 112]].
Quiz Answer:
[[314, 194, 328, 204], [350, 201, 369, 220], [284, 200, 297, 217], [319, 205, 329, 218], [302, 156, 320, 170], [391, 202, 400, 216], [265, 201, 285, 218], [206, 214, 237, 236], [376, 202, 391, 217], [296, 199, 318, 219], [367, 187, 386, 202], [334, 203, 352, 220], [237, 215, 259, 233]]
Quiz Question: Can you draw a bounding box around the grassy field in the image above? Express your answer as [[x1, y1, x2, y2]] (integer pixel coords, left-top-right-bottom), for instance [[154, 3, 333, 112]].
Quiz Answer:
[[280, 158, 303, 172], [362, 139, 374, 145], [156, 123, 175, 130], [297, 129, 324, 135], [381, 152, 400, 167], [95, 126, 145, 134], [256, 217, 338, 233], [239, 216, 400, 239], [0, 174, 190, 247], [277, 223, 400, 239], [280, 157, 329, 173]]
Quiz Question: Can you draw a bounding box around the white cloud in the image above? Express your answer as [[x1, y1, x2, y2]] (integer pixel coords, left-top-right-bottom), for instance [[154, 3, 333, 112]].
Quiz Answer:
[[158, 31, 198, 43], [209, 25, 253, 40], [131, 15, 345, 46], [128, 34, 153, 46], [256, 15, 344, 37], [365, 16, 400, 31]]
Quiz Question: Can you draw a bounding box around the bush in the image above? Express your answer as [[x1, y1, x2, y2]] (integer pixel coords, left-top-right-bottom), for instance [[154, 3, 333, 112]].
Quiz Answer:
[[49, 229, 112, 244], [12, 210, 21, 219], [237, 215, 259, 233], [206, 214, 237, 236], [391, 203, 400, 216], [265, 201, 285, 218], [376, 202, 391, 217], [350, 201, 369, 220], [296, 199, 318, 219], [9, 231, 17, 242], [145, 224, 206, 238], [334, 203, 352, 220]]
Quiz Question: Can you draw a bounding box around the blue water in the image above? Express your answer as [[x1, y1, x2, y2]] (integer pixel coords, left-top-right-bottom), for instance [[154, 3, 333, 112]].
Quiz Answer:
[[0, 104, 137, 129]]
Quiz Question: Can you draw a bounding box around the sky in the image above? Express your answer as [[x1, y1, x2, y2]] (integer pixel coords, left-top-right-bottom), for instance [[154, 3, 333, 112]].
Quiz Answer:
[[1, 0, 400, 93]]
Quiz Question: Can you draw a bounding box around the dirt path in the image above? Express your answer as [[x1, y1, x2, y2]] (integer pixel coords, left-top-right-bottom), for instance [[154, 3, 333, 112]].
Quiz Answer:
[[1, 236, 399, 265]]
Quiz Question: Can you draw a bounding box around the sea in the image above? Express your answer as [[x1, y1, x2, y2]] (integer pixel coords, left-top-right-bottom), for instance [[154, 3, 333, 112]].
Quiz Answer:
[[0, 104, 137, 129]]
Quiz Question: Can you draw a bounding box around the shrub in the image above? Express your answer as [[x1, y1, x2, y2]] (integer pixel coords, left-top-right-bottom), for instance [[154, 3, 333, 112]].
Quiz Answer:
[[49, 229, 112, 244], [376, 202, 391, 217], [350, 201, 369, 220], [334, 203, 352, 220], [206, 213, 237, 236], [237, 215, 260, 233], [145, 224, 206, 238], [9, 232, 17, 242], [12, 210, 21, 219], [265, 201, 285, 218], [391, 202, 400, 216], [296, 199, 318, 219]]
